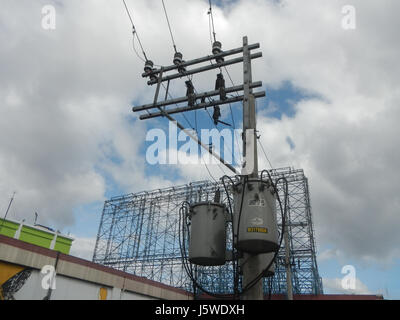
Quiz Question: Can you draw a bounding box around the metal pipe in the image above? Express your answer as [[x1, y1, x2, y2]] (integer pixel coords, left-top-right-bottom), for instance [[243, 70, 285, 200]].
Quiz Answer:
[[147, 53, 262, 85], [139, 91, 266, 120], [133, 82, 263, 112], [142, 43, 260, 77]]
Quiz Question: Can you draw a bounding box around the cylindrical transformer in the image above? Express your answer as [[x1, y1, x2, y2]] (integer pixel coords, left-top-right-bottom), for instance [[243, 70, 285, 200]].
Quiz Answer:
[[239, 252, 276, 277], [233, 179, 279, 254], [188, 202, 227, 266]]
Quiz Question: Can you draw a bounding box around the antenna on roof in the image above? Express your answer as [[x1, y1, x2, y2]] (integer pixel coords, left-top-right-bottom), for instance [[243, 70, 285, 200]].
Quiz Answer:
[[0, 191, 16, 234]]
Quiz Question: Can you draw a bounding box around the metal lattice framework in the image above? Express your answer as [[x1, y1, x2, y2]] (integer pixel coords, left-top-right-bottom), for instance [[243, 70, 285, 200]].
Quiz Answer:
[[93, 167, 323, 296]]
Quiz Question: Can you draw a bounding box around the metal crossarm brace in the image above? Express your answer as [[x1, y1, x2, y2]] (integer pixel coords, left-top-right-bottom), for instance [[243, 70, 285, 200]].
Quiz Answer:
[[147, 53, 262, 85], [142, 43, 260, 78], [139, 91, 266, 120], [133, 81, 263, 113]]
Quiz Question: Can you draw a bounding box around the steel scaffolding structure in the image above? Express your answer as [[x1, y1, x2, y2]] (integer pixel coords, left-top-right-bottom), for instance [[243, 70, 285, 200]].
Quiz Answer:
[[93, 167, 323, 296]]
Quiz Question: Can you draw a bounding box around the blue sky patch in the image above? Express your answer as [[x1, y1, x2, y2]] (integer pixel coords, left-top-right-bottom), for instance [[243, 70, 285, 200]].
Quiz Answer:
[[259, 81, 319, 120]]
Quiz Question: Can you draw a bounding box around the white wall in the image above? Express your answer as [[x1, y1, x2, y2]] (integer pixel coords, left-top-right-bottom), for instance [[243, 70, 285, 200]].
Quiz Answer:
[[12, 269, 153, 300]]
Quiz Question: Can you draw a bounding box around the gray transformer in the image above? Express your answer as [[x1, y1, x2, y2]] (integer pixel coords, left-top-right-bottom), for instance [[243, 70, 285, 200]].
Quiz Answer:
[[188, 202, 227, 266], [233, 179, 279, 254]]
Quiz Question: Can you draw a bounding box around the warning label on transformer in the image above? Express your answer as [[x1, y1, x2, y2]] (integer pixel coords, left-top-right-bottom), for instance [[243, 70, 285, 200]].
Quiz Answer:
[[247, 227, 268, 233]]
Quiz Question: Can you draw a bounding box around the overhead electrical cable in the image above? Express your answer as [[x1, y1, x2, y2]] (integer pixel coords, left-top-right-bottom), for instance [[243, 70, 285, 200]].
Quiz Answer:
[[161, 83, 194, 129], [122, 0, 149, 61], [204, 8, 243, 166], [195, 107, 219, 183], [160, 81, 225, 180], [208, 0, 217, 42], [131, 36, 146, 63], [161, 0, 178, 53], [254, 99, 274, 170], [258, 139, 274, 170], [186, 77, 235, 176], [208, 11, 214, 48]]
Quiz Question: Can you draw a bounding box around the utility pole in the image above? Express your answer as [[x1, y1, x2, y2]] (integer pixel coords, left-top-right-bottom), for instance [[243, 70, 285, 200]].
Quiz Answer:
[[133, 36, 268, 300], [241, 36, 263, 300], [242, 36, 258, 177], [284, 218, 294, 300]]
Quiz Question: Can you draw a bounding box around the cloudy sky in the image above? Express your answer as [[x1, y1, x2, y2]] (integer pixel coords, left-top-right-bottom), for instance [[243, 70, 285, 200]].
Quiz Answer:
[[1, 0, 399, 298]]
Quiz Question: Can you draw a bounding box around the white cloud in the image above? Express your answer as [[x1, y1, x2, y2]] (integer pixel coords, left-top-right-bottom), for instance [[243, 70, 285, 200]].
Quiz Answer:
[[69, 236, 97, 261], [0, 0, 399, 269], [323, 277, 372, 295], [318, 248, 343, 262]]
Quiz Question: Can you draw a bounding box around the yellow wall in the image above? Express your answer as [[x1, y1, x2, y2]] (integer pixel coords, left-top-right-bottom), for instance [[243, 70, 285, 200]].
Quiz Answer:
[[0, 261, 26, 300]]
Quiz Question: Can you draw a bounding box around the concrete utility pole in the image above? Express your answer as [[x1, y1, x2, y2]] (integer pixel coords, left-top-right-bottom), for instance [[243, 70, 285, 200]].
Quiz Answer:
[[242, 36, 258, 178], [284, 221, 294, 300], [241, 36, 263, 300]]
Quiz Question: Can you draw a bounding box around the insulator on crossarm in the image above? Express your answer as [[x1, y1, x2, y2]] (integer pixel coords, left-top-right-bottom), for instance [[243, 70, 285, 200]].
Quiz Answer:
[[144, 60, 157, 82], [212, 41, 224, 64], [186, 80, 195, 107], [212, 41, 222, 55], [173, 52, 186, 74], [213, 105, 221, 125], [215, 73, 227, 101], [173, 52, 183, 65], [178, 64, 186, 74], [144, 60, 154, 74]]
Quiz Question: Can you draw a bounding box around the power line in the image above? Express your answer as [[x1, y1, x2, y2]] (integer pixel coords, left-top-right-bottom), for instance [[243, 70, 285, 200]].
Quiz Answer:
[[193, 84, 237, 174], [122, 0, 148, 61], [223, 66, 238, 96], [161, 83, 194, 129], [122, 0, 134, 27], [160, 80, 227, 178], [208, 0, 217, 42], [194, 109, 218, 183], [203, 16, 243, 167], [131, 35, 146, 63], [204, 17, 243, 165], [181, 73, 237, 175], [258, 139, 274, 170], [221, 67, 243, 165], [161, 0, 178, 53], [253, 99, 274, 170], [208, 9, 214, 48]]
